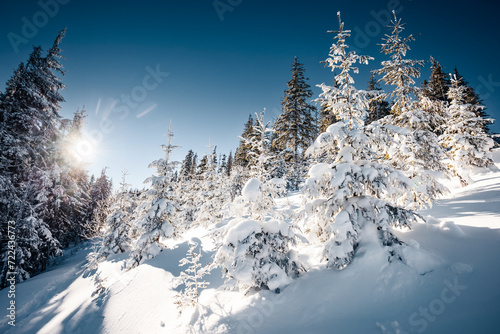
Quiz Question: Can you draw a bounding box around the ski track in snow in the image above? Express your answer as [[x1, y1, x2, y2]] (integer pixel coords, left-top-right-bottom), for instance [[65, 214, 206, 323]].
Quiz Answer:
[[1, 157, 499, 334]]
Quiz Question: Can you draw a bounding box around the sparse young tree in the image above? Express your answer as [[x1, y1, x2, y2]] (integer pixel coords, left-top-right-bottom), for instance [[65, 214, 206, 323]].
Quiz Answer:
[[174, 241, 209, 310]]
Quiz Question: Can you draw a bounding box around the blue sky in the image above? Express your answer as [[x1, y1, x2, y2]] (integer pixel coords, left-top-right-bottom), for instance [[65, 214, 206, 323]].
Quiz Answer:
[[1, 0, 499, 188]]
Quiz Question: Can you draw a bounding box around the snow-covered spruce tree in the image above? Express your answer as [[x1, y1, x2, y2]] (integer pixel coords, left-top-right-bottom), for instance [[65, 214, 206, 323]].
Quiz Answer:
[[422, 56, 451, 103], [273, 57, 317, 190], [439, 75, 494, 185], [452, 67, 492, 134], [304, 13, 420, 270], [97, 170, 134, 260], [179, 149, 195, 182], [234, 114, 255, 168], [241, 110, 287, 199], [192, 143, 232, 228], [174, 241, 209, 311], [374, 11, 448, 208], [0, 31, 73, 286], [213, 113, 298, 293], [419, 56, 450, 136], [366, 72, 390, 125], [213, 177, 303, 293], [83, 168, 113, 240], [128, 122, 181, 268], [214, 218, 303, 294]]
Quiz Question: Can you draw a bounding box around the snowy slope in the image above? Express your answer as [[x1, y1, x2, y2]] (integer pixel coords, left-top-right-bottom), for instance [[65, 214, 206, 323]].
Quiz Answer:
[[1, 152, 500, 334]]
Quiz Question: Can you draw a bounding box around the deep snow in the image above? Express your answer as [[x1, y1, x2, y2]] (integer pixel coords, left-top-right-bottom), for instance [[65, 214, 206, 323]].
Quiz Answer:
[[1, 152, 500, 334]]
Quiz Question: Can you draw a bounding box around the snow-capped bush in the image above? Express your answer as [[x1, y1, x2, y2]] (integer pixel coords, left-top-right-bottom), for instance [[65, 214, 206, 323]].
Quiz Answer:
[[214, 218, 303, 293]]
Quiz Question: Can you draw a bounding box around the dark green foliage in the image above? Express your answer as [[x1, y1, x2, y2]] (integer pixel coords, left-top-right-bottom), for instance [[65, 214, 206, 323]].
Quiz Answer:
[[366, 72, 391, 124], [234, 115, 255, 167], [273, 57, 317, 189], [422, 56, 450, 102], [453, 67, 492, 133]]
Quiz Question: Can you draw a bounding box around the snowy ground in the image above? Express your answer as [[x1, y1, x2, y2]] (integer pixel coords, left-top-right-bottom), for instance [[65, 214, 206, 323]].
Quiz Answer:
[[2, 152, 500, 334]]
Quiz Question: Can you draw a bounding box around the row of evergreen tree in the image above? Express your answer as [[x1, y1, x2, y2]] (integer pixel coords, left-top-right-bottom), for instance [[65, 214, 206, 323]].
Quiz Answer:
[[92, 11, 495, 304], [0, 31, 112, 288]]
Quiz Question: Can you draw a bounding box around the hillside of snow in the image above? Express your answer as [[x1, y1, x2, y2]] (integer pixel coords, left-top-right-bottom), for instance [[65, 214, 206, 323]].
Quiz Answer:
[[2, 151, 500, 334]]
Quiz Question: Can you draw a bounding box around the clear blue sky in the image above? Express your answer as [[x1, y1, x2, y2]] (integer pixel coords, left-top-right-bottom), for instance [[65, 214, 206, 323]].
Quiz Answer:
[[1, 0, 499, 188]]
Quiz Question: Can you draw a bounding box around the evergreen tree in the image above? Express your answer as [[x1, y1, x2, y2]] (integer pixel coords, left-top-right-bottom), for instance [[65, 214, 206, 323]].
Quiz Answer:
[[374, 11, 448, 207], [319, 103, 338, 133], [374, 12, 424, 116], [226, 151, 233, 177], [304, 12, 420, 270], [214, 178, 303, 293], [84, 168, 112, 240], [423, 56, 450, 102], [0, 30, 72, 286], [128, 122, 180, 268], [453, 67, 491, 133], [366, 72, 390, 124], [179, 149, 195, 181], [439, 75, 494, 185], [273, 57, 317, 189], [97, 170, 133, 260], [234, 115, 254, 167]]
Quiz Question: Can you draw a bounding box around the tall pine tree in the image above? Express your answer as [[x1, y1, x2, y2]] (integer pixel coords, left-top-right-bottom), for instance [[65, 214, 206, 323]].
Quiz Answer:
[[273, 57, 317, 189]]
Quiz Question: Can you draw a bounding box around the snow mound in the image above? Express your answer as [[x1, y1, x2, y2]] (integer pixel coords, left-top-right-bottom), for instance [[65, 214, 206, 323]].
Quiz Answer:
[[439, 220, 465, 237], [242, 178, 261, 202]]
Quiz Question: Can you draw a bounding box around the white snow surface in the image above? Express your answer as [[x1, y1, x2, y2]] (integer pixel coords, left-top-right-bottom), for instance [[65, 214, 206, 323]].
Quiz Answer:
[[2, 151, 500, 334]]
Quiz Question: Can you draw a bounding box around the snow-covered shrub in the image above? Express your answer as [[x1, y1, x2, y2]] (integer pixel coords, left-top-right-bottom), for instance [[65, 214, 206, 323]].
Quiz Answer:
[[213, 177, 303, 293], [214, 219, 303, 293]]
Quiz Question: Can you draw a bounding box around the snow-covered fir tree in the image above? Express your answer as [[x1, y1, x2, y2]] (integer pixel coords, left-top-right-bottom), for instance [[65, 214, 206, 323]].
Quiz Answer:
[[422, 56, 450, 103], [213, 177, 303, 293], [0, 30, 80, 286], [304, 12, 421, 270], [439, 75, 494, 185], [192, 142, 232, 228], [366, 72, 390, 125], [240, 110, 287, 199], [128, 122, 181, 268], [273, 57, 317, 190], [97, 171, 134, 260], [374, 11, 448, 208], [234, 115, 255, 168], [452, 67, 492, 134]]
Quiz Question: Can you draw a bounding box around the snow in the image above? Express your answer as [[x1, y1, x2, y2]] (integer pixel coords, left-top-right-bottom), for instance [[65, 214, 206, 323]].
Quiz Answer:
[[241, 178, 261, 202], [2, 152, 500, 334]]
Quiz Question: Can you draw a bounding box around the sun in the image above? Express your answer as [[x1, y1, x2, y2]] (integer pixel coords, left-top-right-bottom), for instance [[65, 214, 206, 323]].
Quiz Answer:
[[68, 137, 95, 164]]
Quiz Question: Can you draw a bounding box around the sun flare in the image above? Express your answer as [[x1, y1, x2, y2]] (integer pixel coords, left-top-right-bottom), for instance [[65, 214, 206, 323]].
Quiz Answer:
[[67, 137, 95, 164]]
